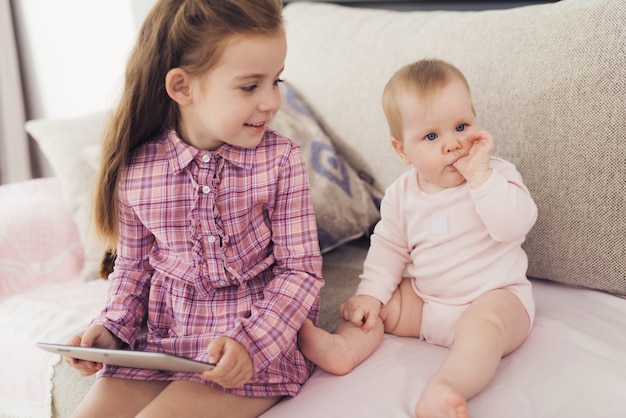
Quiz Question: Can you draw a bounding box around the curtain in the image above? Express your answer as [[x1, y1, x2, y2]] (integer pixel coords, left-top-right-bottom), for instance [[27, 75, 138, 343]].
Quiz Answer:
[[0, 0, 31, 185]]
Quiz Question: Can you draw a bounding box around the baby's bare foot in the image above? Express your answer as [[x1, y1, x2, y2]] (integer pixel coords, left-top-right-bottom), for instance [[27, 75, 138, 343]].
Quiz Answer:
[[415, 378, 469, 418], [298, 319, 356, 375]]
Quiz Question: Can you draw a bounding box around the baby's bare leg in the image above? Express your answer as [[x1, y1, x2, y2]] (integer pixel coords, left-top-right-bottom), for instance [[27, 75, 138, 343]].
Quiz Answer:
[[415, 289, 531, 418], [298, 315, 384, 375], [299, 277, 422, 375]]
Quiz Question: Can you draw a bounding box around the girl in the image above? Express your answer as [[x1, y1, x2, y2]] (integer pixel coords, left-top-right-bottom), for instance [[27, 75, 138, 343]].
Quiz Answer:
[[66, 1, 324, 417]]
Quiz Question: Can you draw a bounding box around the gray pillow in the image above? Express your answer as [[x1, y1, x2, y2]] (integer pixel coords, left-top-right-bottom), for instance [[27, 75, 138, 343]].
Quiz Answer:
[[270, 83, 380, 253]]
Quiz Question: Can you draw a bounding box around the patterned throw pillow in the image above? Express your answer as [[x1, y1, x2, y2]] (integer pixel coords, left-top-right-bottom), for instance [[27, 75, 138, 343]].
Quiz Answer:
[[270, 83, 380, 253]]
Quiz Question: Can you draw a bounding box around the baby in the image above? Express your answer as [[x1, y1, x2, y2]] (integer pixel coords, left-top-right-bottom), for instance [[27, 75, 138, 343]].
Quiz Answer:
[[299, 58, 538, 418]]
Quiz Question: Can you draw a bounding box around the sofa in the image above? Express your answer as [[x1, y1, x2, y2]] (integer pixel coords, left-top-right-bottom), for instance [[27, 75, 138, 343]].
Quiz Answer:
[[1, 0, 625, 416]]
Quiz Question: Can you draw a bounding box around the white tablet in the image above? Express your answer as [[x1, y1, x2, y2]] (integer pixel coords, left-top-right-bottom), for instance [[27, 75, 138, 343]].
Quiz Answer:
[[37, 342, 215, 374]]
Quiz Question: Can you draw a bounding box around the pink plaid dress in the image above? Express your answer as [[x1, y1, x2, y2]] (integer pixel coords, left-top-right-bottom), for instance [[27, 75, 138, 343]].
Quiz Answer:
[[91, 129, 324, 397]]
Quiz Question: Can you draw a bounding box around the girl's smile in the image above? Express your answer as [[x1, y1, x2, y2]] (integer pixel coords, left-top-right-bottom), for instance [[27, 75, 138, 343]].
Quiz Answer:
[[244, 121, 269, 134]]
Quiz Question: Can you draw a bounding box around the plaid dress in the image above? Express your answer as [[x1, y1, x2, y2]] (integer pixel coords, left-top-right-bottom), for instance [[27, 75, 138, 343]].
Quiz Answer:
[[91, 129, 324, 397]]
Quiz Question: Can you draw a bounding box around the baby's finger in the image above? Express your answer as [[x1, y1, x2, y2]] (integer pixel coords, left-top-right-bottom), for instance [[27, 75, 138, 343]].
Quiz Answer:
[[467, 131, 483, 143], [339, 303, 354, 321], [350, 307, 366, 327], [470, 130, 494, 147], [362, 312, 378, 333]]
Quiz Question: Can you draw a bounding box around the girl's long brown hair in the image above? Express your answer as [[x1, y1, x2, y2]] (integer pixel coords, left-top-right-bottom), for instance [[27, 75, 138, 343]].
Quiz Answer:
[[93, 0, 284, 249]]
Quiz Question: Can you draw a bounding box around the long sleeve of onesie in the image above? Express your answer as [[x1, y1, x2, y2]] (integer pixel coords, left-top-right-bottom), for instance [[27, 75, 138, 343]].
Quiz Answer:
[[358, 157, 537, 306]]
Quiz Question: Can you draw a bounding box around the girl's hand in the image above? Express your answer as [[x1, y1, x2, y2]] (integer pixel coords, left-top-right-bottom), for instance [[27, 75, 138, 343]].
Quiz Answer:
[[453, 130, 495, 188], [339, 295, 382, 333], [201, 337, 253, 388], [65, 324, 120, 376]]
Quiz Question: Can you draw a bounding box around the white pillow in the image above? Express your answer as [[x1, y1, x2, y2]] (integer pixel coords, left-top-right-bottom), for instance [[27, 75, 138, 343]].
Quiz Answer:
[[26, 112, 109, 281]]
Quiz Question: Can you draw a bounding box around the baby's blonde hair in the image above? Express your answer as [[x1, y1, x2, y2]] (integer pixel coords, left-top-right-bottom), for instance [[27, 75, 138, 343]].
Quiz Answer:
[[382, 59, 474, 141]]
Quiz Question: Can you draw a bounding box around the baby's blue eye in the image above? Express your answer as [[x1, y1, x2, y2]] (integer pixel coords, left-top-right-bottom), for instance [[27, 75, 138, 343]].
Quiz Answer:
[[455, 123, 467, 132], [425, 132, 438, 141]]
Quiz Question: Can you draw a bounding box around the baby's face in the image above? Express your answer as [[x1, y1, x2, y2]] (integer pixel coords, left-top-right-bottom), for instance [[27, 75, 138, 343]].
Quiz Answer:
[[392, 79, 478, 194]]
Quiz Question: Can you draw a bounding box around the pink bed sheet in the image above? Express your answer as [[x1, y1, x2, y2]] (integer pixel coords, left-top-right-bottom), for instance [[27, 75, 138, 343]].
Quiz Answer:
[[262, 280, 626, 418], [0, 178, 107, 417]]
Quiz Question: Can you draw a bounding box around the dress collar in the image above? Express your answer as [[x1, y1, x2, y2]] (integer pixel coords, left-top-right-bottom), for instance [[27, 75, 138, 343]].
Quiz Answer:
[[164, 129, 257, 174]]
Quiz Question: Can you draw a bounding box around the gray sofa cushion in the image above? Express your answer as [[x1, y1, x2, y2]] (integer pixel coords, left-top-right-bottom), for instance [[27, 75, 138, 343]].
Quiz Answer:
[[283, 0, 626, 295]]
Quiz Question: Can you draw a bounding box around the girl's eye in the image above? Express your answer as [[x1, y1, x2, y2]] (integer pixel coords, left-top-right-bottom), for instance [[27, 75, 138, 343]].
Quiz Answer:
[[455, 123, 467, 132], [242, 84, 258, 92], [425, 132, 438, 141], [273, 78, 284, 87]]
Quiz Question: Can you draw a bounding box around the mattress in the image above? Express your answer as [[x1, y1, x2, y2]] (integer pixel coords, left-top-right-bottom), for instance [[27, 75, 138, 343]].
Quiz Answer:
[[261, 279, 626, 418]]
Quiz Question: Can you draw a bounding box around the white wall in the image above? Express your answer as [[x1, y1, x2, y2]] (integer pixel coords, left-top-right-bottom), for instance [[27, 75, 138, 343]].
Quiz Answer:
[[13, 0, 538, 121], [13, 0, 151, 120]]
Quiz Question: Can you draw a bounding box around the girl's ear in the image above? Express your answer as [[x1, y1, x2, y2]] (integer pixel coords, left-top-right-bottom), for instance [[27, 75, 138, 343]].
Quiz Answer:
[[165, 68, 192, 106], [391, 137, 410, 165]]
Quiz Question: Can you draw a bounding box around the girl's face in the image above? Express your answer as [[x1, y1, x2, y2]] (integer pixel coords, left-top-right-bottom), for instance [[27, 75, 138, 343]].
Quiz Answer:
[[392, 78, 478, 194], [180, 32, 287, 151]]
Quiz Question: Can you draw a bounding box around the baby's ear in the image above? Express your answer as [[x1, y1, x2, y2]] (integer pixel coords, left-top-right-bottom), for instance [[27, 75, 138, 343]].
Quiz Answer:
[[390, 137, 409, 164], [165, 68, 192, 106]]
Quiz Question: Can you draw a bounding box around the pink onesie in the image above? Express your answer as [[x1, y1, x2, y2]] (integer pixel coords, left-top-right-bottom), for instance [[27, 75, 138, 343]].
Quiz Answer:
[[357, 157, 537, 347]]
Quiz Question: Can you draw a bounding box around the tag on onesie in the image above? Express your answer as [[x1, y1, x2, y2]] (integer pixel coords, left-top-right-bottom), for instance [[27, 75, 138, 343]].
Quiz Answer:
[[430, 214, 449, 235]]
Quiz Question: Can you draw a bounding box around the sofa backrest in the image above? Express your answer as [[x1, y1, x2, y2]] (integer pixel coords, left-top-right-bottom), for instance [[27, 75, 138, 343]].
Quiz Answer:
[[282, 0, 626, 296]]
